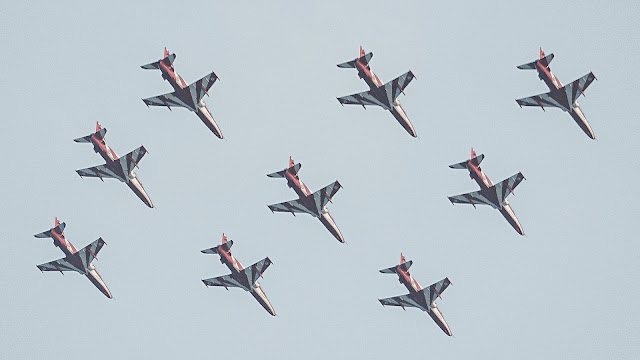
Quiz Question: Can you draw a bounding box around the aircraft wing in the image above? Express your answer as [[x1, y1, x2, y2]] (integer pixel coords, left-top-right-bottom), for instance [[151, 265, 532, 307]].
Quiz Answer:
[[516, 72, 596, 111], [337, 89, 388, 109], [240, 257, 273, 285], [37, 257, 83, 273], [379, 292, 426, 310], [186, 71, 219, 104], [202, 273, 245, 289], [268, 198, 315, 216], [382, 70, 416, 103], [76, 163, 126, 182], [448, 190, 496, 208], [492, 172, 526, 203], [116, 146, 148, 175], [309, 181, 342, 213], [425, 277, 452, 303], [77, 238, 106, 269], [142, 90, 194, 111]]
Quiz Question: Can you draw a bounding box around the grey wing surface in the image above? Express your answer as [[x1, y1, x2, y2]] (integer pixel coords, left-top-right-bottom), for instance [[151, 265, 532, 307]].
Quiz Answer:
[[76, 163, 125, 182], [143, 91, 194, 111], [240, 257, 273, 285], [425, 278, 452, 303], [116, 146, 148, 175], [448, 190, 496, 208], [267, 199, 314, 216], [337, 89, 388, 109], [76, 238, 106, 270], [379, 293, 425, 310], [186, 71, 219, 104], [37, 257, 83, 273], [202, 273, 246, 290], [516, 72, 596, 111], [492, 172, 526, 203], [309, 181, 342, 214], [382, 70, 416, 103]]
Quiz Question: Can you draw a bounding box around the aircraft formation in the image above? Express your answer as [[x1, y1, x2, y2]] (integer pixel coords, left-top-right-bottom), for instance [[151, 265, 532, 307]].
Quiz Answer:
[[33, 46, 599, 336]]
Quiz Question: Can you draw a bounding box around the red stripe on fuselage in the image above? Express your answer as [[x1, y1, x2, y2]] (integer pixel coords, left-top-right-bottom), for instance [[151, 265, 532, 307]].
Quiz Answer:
[[51, 230, 77, 256], [218, 247, 243, 273], [536, 62, 563, 91], [159, 61, 188, 90], [397, 267, 421, 293], [467, 161, 493, 190], [285, 171, 311, 197], [356, 61, 383, 89]]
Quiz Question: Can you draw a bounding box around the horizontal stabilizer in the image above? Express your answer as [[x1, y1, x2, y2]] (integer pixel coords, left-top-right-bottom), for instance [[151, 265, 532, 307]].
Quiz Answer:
[[517, 53, 554, 70], [379, 259, 412, 274], [34, 222, 65, 238], [337, 51, 373, 68], [449, 153, 484, 169], [267, 163, 301, 178], [73, 127, 106, 143], [201, 239, 234, 254], [140, 53, 176, 70]]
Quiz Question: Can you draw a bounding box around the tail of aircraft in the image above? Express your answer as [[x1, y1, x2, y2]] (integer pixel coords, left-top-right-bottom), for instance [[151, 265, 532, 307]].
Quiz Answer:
[[201, 233, 234, 254], [266, 156, 302, 178], [517, 47, 554, 70], [379, 253, 413, 274], [448, 147, 485, 169], [336, 46, 374, 68], [34, 217, 66, 239], [73, 122, 107, 143], [140, 47, 177, 70]]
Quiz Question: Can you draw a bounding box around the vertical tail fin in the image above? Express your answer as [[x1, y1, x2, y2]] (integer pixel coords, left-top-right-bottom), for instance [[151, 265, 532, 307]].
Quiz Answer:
[[400, 252, 406, 264]]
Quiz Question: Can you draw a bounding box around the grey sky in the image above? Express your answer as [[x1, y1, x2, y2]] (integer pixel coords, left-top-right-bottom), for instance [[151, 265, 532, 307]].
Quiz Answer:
[[1, 1, 639, 358]]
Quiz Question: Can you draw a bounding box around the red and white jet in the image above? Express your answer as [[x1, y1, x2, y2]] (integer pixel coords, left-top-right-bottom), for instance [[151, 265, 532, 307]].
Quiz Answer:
[[267, 157, 344, 243], [337, 46, 417, 137], [516, 48, 597, 139], [201, 234, 276, 316], [141, 48, 223, 138], [379, 253, 453, 336], [34, 218, 112, 299], [448, 148, 526, 235], [74, 122, 153, 208]]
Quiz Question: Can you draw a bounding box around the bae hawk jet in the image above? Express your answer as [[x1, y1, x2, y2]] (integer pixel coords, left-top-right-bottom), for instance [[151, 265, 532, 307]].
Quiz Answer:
[[74, 122, 153, 208], [337, 46, 417, 137], [267, 157, 344, 243], [141, 48, 223, 138], [379, 253, 453, 336], [448, 148, 526, 235], [201, 234, 276, 316], [516, 48, 597, 139], [34, 218, 112, 299]]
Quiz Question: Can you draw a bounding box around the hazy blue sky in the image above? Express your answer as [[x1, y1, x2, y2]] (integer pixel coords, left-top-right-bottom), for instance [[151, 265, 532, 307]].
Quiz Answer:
[[1, 1, 639, 359]]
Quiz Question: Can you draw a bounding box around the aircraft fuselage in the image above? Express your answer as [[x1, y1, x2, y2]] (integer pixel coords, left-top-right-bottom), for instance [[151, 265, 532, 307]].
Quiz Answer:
[[534, 61, 595, 139], [215, 246, 276, 316], [284, 169, 344, 243], [88, 133, 153, 208], [467, 160, 524, 235]]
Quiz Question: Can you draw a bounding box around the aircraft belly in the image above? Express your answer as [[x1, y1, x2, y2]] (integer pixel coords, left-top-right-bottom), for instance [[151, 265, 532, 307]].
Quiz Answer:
[[250, 285, 276, 316], [569, 106, 595, 139], [390, 104, 417, 137], [127, 177, 154, 208], [86, 269, 113, 299], [196, 106, 223, 139], [499, 204, 524, 235], [320, 212, 344, 243]]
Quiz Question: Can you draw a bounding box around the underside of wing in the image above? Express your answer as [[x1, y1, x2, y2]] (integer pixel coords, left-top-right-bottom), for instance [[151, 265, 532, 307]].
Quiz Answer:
[[425, 277, 452, 303], [116, 146, 148, 175], [143, 91, 193, 111], [516, 92, 569, 111], [241, 257, 273, 285], [383, 70, 415, 103], [37, 257, 82, 273], [379, 293, 425, 311], [337, 89, 387, 109], [563, 72, 597, 105], [76, 163, 125, 182], [77, 238, 106, 270], [492, 172, 526, 203], [268, 199, 314, 216], [202, 273, 246, 290], [310, 181, 342, 213], [448, 190, 496, 208], [187, 71, 219, 104]]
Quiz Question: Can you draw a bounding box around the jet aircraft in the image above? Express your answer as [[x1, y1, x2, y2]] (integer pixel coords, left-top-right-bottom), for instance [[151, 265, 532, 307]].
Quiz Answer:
[[337, 46, 417, 137], [141, 48, 223, 138], [201, 234, 276, 316], [74, 122, 153, 208], [516, 48, 597, 139], [267, 157, 344, 243], [378, 253, 453, 336], [34, 218, 112, 299], [447, 148, 526, 235]]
